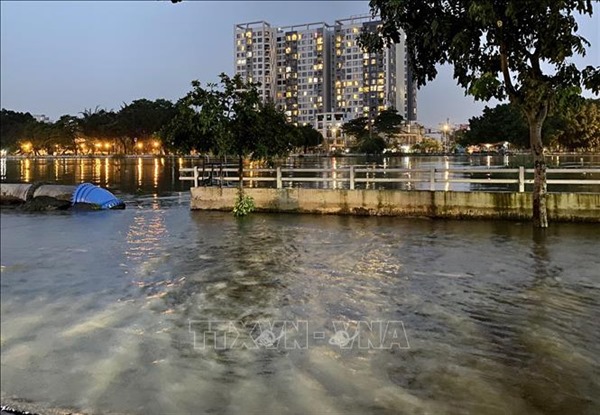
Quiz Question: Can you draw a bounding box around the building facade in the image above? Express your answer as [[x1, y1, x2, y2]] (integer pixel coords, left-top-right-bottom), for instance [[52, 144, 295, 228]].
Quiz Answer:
[[234, 21, 275, 102], [234, 15, 417, 132]]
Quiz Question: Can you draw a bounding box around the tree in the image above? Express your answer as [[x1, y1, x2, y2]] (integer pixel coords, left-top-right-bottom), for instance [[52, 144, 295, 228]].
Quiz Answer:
[[554, 98, 600, 151], [173, 73, 295, 190], [117, 99, 176, 153], [53, 115, 81, 154], [373, 108, 405, 140], [413, 137, 443, 154], [0, 109, 36, 152], [342, 116, 370, 140], [293, 124, 323, 153], [360, 0, 600, 227], [161, 98, 211, 154], [342, 110, 406, 154], [462, 103, 529, 148], [79, 107, 121, 153]]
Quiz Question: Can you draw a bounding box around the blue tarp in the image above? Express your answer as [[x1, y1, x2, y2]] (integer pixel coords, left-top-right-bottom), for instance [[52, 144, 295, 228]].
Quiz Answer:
[[71, 183, 125, 210]]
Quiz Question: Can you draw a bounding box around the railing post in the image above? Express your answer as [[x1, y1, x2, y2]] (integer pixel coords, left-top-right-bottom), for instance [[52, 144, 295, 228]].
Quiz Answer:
[[276, 167, 282, 189], [430, 167, 436, 191], [193, 166, 199, 188], [349, 166, 355, 190], [518, 166, 525, 193]]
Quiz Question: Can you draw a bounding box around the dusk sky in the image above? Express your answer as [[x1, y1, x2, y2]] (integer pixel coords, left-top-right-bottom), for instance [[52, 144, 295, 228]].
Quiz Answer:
[[1, 1, 598, 128]]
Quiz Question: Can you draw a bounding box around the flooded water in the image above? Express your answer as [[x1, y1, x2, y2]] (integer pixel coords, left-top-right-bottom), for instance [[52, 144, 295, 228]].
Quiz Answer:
[[1, 153, 599, 194], [1, 155, 600, 415]]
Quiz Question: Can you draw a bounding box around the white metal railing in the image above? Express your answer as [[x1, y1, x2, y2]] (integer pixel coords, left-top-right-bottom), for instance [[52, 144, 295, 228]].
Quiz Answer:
[[179, 166, 600, 192]]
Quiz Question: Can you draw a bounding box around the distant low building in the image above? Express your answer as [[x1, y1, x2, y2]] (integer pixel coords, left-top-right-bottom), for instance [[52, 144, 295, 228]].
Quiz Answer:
[[316, 112, 348, 150], [33, 114, 51, 123], [385, 121, 425, 149]]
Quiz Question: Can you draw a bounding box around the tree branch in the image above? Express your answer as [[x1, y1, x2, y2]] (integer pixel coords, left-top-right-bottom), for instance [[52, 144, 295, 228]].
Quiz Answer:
[[500, 42, 520, 104]]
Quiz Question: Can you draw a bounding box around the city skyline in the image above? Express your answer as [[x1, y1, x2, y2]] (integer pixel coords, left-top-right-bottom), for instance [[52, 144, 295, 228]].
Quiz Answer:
[[1, 1, 598, 129]]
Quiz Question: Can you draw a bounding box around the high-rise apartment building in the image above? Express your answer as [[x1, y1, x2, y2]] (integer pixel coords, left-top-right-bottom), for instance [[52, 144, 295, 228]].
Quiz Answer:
[[332, 16, 417, 122], [234, 15, 417, 128], [234, 21, 275, 102], [274, 22, 332, 125]]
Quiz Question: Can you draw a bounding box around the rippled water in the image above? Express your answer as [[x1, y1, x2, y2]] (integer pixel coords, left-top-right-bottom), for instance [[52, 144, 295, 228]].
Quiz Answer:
[[1, 155, 600, 414], [1, 194, 599, 415]]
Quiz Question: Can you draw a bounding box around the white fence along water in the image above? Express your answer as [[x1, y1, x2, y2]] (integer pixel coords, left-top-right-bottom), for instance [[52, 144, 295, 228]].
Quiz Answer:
[[180, 165, 600, 193]]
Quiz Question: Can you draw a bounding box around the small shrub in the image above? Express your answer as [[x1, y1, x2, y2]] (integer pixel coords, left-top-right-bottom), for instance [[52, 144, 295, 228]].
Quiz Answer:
[[233, 192, 255, 217]]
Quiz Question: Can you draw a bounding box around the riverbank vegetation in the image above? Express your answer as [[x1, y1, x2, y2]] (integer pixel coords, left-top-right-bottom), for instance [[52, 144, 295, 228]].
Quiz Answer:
[[456, 99, 600, 152], [0, 80, 323, 159]]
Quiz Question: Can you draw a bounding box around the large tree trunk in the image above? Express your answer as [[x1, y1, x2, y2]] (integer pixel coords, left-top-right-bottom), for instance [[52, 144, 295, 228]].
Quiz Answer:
[[528, 113, 548, 228]]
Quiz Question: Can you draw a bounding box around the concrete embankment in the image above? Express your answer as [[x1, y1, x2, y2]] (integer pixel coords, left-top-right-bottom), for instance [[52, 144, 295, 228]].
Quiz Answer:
[[191, 187, 600, 222], [0, 183, 75, 207]]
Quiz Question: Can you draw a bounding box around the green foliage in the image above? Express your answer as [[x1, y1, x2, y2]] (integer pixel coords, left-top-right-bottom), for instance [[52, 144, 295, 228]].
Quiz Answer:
[[167, 73, 295, 187], [360, 0, 599, 102], [232, 191, 255, 217], [461, 98, 599, 150], [342, 116, 369, 140], [342, 108, 406, 154], [552, 98, 600, 151], [360, 0, 599, 155], [2, 99, 178, 155], [118, 99, 176, 142], [361, 1, 598, 225], [0, 109, 36, 151], [412, 138, 443, 153], [373, 109, 405, 138], [357, 135, 387, 154], [293, 124, 323, 153], [462, 103, 529, 148]]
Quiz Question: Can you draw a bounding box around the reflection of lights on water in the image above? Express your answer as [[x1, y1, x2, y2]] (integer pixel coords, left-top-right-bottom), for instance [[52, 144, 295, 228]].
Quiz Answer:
[[0, 157, 6, 180], [125, 210, 169, 262], [486, 155, 492, 167], [154, 158, 159, 189], [54, 159, 60, 181], [94, 158, 102, 183], [137, 157, 143, 187], [402, 156, 411, 169], [79, 158, 85, 182], [331, 157, 337, 189], [21, 159, 31, 182], [104, 158, 110, 186]]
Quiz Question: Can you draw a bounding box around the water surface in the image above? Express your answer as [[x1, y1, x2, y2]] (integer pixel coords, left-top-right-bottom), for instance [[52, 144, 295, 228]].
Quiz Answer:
[[1, 198, 599, 414], [1, 155, 599, 414]]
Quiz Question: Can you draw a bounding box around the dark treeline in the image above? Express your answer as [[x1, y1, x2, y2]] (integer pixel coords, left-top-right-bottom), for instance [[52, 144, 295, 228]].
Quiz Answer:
[[1, 99, 178, 155], [455, 98, 600, 152], [0, 76, 324, 156]]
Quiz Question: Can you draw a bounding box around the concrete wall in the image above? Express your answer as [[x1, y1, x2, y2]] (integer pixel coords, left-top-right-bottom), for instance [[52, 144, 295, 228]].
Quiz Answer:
[[191, 187, 600, 222]]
